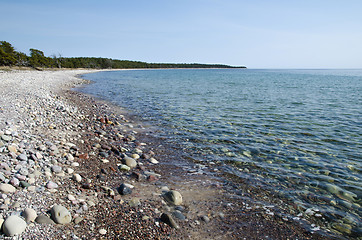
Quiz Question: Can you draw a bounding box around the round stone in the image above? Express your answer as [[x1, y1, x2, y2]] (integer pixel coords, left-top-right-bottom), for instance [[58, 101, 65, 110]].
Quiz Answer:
[[119, 164, 131, 171], [73, 174, 82, 182], [164, 190, 183, 205], [35, 215, 54, 224], [118, 183, 132, 195], [10, 178, 20, 187], [46, 181, 58, 189], [0, 183, 16, 193], [68, 194, 76, 201], [149, 158, 159, 164], [123, 156, 137, 168], [1, 135, 12, 142], [160, 213, 179, 229], [50, 205, 72, 224], [51, 165, 62, 173], [66, 153, 74, 161], [23, 208, 37, 222], [3, 215, 27, 236], [172, 210, 186, 220]]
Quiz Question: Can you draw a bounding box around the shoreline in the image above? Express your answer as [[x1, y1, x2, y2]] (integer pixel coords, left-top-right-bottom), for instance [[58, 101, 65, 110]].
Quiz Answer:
[[0, 69, 340, 239]]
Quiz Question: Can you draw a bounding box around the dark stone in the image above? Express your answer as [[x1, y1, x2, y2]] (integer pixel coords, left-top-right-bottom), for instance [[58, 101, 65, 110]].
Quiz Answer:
[[201, 215, 210, 223], [147, 175, 158, 182], [101, 168, 108, 174], [99, 151, 109, 158], [172, 211, 186, 220], [101, 145, 111, 150], [20, 181, 31, 188], [79, 153, 89, 159], [174, 206, 185, 212], [160, 213, 179, 229], [97, 174, 106, 181], [118, 183, 132, 195], [82, 183, 92, 189], [131, 172, 145, 181]]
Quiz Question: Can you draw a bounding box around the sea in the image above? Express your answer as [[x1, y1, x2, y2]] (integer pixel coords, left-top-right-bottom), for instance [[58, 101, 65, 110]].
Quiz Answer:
[[80, 69, 361, 236]]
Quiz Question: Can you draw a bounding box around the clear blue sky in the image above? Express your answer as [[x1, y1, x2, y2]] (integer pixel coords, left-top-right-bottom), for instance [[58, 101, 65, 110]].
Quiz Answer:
[[1, 0, 361, 68]]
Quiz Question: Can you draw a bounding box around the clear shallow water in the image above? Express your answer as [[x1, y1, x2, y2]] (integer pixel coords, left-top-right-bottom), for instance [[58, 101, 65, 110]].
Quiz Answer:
[[81, 69, 362, 235]]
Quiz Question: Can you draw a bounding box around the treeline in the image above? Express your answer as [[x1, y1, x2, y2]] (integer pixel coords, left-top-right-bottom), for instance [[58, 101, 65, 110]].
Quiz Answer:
[[0, 41, 245, 69]]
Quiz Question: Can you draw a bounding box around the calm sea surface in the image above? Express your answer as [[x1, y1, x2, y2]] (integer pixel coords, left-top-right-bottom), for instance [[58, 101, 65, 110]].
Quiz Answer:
[[81, 69, 361, 235]]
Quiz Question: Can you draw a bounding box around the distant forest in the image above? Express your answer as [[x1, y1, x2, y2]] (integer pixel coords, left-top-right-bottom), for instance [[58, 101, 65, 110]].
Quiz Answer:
[[0, 41, 245, 69]]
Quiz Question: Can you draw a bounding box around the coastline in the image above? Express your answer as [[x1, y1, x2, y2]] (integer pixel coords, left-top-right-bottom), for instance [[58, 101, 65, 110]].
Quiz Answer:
[[0, 69, 339, 239]]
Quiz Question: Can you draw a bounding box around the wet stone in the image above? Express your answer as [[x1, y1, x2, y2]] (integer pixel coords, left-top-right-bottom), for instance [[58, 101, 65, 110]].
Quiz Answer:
[[118, 183, 132, 195], [99, 151, 109, 158], [172, 210, 186, 220], [96, 174, 106, 181], [164, 190, 183, 206], [160, 213, 179, 229]]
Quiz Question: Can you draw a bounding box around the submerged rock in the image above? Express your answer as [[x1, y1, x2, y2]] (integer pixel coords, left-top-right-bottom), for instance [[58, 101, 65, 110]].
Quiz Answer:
[[164, 190, 183, 205], [160, 213, 179, 229], [118, 183, 132, 195]]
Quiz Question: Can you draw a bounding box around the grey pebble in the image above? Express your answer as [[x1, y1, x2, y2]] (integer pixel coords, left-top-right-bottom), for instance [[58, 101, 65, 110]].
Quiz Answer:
[[35, 214, 55, 224]]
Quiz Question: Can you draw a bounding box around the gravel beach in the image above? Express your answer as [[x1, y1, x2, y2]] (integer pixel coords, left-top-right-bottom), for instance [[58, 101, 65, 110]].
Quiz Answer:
[[0, 69, 340, 239]]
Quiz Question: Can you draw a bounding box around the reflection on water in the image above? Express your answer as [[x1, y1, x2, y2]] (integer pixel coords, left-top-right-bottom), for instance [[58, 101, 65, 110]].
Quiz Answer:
[[82, 69, 362, 236]]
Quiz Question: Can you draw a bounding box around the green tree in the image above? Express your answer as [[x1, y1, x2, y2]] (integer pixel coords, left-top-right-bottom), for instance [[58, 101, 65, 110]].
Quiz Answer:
[[0, 41, 17, 66], [15, 51, 29, 66], [29, 48, 47, 67]]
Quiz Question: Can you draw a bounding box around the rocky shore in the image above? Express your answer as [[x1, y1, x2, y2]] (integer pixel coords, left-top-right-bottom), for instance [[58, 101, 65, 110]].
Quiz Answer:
[[0, 69, 341, 239]]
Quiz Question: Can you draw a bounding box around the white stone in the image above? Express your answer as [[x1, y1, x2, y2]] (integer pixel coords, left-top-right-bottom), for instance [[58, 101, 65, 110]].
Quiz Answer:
[[71, 162, 79, 167], [68, 194, 76, 201], [0, 184, 16, 193], [46, 181, 58, 189], [3, 215, 27, 236], [149, 157, 159, 164], [66, 153, 74, 161], [99, 228, 107, 235], [23, 208, 37, 222], [73, 173, 82, 182], [50, 205, 72, 224]]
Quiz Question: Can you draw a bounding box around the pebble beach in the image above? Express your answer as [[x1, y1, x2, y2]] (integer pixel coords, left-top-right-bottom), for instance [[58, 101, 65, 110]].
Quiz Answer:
[[0, 69, 341, 239]]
